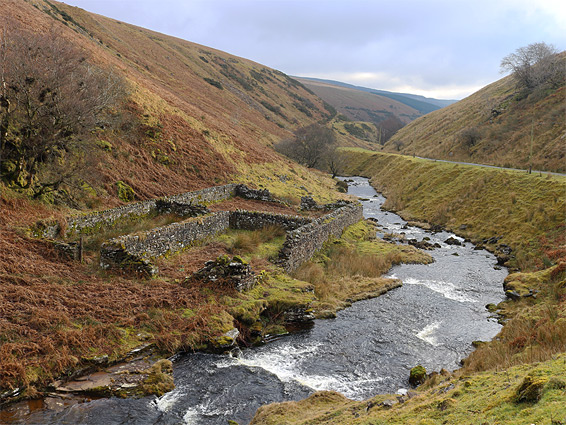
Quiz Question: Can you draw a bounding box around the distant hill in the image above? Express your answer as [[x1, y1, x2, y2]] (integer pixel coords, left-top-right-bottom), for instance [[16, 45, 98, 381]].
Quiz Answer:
[[296, 77, 457, 116], [295, 77, 456, 143], [384, 53, 566, 173]]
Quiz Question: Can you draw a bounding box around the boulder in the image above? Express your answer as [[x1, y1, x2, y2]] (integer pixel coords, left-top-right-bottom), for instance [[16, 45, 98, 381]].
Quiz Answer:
[[444, 237, 462, 246], [409, 365, 427, 386], [408, 239, 437, 250], [514, 375, 547, 403]]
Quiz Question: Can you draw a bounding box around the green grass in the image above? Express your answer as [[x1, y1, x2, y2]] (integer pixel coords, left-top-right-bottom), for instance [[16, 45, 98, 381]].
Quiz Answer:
[[251, 354, 566, 425]]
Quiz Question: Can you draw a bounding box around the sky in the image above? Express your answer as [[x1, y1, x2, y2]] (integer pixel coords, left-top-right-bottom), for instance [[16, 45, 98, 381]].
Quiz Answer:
[[62, 0, 566, 100]]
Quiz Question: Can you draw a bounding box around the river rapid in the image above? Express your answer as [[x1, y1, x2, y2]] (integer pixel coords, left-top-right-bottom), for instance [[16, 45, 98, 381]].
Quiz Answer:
[[4, 177, 506, 425]]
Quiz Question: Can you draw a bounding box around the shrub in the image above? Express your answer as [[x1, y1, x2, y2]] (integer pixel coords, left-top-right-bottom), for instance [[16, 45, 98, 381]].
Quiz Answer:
[[203, 78, 223, 89]]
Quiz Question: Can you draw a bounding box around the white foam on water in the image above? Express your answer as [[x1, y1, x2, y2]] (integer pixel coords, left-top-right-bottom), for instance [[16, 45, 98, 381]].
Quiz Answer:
[[155, 388, 184, 412], [215, 342, 383, 400], [182, 407, 200, 425], [217, 342, 322, 383], [417, 322, 441, 346], [393, 275, 476, 303], [297, 374, 384, 400]]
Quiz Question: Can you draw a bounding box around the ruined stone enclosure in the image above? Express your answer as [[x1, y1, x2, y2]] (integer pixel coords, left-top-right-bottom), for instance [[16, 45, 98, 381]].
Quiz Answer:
[[38, 184, 363, 283]]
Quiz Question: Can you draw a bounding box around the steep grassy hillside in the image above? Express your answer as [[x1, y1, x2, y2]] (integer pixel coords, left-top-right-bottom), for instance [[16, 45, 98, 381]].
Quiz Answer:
[[252, 149, 566, 424], [384, 56, 566, 172], [2, 0, 351, 207]]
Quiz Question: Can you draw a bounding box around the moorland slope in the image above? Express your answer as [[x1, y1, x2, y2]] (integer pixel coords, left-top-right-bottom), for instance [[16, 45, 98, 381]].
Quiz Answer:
[[384, 55, 566, 172]]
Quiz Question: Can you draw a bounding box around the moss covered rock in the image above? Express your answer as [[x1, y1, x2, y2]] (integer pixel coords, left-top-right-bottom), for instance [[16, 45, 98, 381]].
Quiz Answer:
[[140, 359, 175, 397], [409, 365, 427, 386]]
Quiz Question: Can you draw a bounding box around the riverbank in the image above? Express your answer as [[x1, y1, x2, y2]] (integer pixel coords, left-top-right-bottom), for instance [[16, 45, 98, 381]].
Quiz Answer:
[[2, 176, 505, 424], [251, 150, 566, 424], [0, 178, 432, 412], [251, 353, 566, 425]]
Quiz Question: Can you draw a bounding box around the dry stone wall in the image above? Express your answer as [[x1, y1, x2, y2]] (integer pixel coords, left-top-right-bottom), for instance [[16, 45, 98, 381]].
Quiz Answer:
[[278, 203, 364, 272], [45, 181, 362, 279], [99, 205, 363, 277], [229, 210, 312, 231], [38, 184, 275, 239], [100, 212, 231, 276]]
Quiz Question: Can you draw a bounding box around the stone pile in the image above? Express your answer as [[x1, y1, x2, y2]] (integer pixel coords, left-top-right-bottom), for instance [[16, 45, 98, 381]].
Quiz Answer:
[[193, 255, 257, 292]]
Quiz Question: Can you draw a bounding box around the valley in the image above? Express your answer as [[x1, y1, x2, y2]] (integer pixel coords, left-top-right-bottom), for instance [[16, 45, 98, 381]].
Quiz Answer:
[[0, 1, 564, 424]]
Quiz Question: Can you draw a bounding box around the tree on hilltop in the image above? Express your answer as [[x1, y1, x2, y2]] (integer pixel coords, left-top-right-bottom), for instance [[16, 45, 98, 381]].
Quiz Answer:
[[500, 42, 564, 89]]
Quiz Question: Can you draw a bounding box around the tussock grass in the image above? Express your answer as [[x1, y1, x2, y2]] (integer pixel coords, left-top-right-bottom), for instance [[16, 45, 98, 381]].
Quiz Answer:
[[217, 225, 287, 262], [463, 263, 566, 373]]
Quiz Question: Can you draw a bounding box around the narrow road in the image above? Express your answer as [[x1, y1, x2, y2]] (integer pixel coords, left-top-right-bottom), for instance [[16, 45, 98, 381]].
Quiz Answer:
[[413, 155, 566, 177]]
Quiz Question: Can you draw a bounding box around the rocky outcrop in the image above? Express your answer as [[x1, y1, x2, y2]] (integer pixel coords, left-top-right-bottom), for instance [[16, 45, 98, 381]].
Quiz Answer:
[[408, 238, 440, 250], [444, 236, 462, 246]]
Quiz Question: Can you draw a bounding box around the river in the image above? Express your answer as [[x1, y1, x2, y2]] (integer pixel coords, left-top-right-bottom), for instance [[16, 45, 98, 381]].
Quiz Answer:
[[2, 177, 506, 425]]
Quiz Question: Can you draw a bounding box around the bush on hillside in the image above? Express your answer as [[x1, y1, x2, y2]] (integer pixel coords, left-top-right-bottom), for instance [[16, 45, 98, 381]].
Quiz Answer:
[[0, 27, 126, 200]]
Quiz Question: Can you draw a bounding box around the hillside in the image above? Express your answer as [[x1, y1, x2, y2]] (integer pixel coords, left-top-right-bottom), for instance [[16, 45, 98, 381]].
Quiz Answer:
[[1, 0, 356, 404], [1, 0, 354, 207], [384, 54, 566, 172], [295, 77, 424, 124], [297, 77, 456, 115], [296, 77, 457, 144]]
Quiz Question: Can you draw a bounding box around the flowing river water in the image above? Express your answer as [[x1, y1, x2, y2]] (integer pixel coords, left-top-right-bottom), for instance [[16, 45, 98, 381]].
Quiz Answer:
[[3, 177, 506, 425]]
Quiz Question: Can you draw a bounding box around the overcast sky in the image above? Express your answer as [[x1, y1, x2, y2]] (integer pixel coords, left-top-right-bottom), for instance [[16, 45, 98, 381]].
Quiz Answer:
[[62, 0, 566, 100]]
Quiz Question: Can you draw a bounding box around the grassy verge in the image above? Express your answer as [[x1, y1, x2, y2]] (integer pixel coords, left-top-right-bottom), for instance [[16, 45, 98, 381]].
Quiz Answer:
[[341, 149, 565, 271]]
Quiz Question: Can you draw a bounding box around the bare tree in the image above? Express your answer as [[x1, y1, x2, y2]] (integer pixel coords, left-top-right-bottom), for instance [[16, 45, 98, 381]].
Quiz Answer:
[[0, 28, 125, 198], [500, 42, 562, 89], [391, 139, 404, 152], [275, 123, 336, 168], [325, 146, 345, 178]]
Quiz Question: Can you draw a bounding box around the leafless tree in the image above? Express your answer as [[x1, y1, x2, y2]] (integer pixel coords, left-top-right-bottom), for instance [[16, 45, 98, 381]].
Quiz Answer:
[[0, 28, 125, 198], [500, 42, 563, 89], [325, 146, 345, 178], [275, 123, 336, 168], [391, 139, 404, 152], [458, 127, 482, 150]]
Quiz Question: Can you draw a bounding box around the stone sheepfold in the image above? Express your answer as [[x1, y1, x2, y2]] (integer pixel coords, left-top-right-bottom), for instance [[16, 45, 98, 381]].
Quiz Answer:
[[100, 206, 363, 276]]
